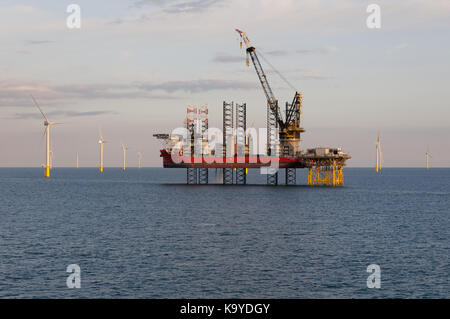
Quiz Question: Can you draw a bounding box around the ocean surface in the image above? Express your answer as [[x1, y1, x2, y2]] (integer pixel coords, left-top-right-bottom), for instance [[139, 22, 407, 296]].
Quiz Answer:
[[0, 167, 448, 298]]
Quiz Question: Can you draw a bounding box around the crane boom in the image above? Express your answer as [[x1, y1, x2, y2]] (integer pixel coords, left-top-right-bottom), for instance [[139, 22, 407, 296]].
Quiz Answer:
[[235, 29, 283, 128], [236, 28, 305, 156]]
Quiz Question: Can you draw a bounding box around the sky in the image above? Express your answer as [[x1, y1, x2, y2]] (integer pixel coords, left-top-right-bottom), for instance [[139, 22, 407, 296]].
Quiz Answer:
[[0, 0, 449, 167]]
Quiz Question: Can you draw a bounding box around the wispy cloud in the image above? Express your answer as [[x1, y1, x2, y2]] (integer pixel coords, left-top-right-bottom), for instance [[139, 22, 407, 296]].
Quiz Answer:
[[11, 110, 117, 120], [265, 50, 289, 57], [293, 68, 332, 81], [0, 79, 257, 107], [296, 47, 338, 55], [394, 43, 408, 50], [26, 40, 55, 45], [137, 79, 257, 93], [0, 80, 177, 108], [133, 0, 224, 14], [212, 53, 243, 63]]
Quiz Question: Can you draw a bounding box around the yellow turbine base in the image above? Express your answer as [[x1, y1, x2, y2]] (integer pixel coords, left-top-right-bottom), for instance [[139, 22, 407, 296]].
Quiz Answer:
[[100, 166, 103, 173], [44, 166, 50, 178]]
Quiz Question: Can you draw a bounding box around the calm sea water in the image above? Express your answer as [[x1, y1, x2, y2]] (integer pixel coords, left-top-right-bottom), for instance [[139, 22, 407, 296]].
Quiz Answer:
[[0, 167, 448, 298]]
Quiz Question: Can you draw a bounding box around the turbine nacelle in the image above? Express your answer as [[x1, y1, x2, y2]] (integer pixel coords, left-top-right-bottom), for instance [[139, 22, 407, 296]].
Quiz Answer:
[[46, 121, 63, 127]]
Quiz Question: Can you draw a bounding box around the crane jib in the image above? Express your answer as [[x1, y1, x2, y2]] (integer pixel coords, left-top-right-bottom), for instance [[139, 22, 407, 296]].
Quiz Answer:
[[247, 47, 284, 128], [237, 28, 304, 136]]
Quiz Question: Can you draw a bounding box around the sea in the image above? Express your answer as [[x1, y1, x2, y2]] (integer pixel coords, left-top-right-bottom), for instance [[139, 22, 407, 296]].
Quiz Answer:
[[0, 167, 448, 298]]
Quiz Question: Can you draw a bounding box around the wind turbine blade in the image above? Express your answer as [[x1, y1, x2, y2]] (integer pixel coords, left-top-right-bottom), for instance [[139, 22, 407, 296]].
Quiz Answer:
[[30, 94, 48, 121], [98, 127, 103, 140]]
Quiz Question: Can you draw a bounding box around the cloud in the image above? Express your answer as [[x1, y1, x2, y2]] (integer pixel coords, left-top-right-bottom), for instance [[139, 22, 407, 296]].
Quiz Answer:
[[26, 40, 55, 45], [0, 79, 257, 108], [0, 80, 178, 108], [137, 79, 257, 93], [296, 47, 338, 55], [300, 74, 330, 81], [265, 50, 289, 57], [11, 110, 117, 120], [132, 0, 224, 14], [394, 43, 408, 50], [212, 53, 243, 63], [293, 68, 332, 81]]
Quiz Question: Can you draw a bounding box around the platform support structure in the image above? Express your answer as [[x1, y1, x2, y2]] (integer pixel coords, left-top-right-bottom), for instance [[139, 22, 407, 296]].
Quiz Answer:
[[223, 101, 234, 184], [187, 168, 198, 184], [198, 104, 209, 184], [267, 101, 278, 185], [285, 168, 296, 185], [307, 161, 344, 187], [186, 104, 198, 184], [235, 103, 247, 185]]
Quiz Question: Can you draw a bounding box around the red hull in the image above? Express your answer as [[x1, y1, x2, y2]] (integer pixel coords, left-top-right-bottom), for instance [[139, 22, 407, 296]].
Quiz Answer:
[[160, 149, 306, 168]]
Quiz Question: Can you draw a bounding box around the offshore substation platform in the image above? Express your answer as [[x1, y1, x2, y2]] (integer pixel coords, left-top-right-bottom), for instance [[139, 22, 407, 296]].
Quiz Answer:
[[154, 29, 350, 186]]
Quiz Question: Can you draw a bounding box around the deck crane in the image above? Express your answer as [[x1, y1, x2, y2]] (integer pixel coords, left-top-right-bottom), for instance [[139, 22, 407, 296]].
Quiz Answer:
[[236, 29, 305, 156]]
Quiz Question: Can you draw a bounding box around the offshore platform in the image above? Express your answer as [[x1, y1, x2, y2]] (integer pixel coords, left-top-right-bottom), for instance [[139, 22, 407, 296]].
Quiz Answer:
[[154, 29, 350, 186]]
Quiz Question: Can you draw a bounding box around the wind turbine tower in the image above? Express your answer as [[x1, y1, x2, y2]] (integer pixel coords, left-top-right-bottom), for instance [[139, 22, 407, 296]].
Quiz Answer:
[[31, 95, 62, 178], [76, 152, 79, 168], [137, 151, 142, 169], [374, 131, 382, 173], [122, 144, 128, 171], [49, 148, 54, 170], [99, 129, 106, 173], [426, 147, 432, 170]]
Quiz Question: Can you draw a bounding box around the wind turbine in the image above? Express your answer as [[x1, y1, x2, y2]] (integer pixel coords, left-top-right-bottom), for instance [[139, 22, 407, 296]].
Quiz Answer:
[[98, 128, 106, 173], [374, 130, 382, 173], [31, 95, 62, 178], [121, 143, 128, 171], [137, 151, 142, 168], [426, 147, 432, 170], [76, 152, 79, 168]]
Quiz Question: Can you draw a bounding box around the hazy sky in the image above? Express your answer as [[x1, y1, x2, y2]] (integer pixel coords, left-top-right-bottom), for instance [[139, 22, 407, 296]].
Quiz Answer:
[[1, 0, 449, 167]]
